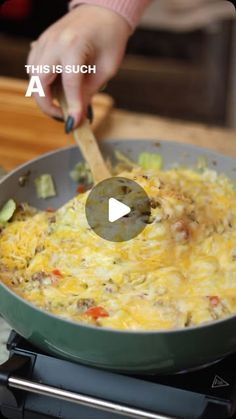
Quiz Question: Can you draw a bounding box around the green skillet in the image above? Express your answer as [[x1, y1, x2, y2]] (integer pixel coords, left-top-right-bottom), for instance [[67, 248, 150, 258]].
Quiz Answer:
[[0, 139, 236, 374]]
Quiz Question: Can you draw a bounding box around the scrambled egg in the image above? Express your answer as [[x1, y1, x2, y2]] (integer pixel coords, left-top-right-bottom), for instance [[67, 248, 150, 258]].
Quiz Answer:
[[0, 166, 236, 330]]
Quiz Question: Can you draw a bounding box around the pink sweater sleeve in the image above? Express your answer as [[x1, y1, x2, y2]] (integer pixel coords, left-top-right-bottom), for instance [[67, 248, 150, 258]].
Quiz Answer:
[[69, 0, 151, 30]]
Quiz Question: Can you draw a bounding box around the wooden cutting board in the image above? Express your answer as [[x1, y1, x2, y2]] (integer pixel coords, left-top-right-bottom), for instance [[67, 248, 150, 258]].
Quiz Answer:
[[0, 77, 113, 171], [1, 77, 236, 172]]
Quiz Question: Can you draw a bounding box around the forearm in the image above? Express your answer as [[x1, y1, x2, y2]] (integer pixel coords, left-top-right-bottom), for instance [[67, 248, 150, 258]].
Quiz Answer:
[[69, 0, 152, 30]]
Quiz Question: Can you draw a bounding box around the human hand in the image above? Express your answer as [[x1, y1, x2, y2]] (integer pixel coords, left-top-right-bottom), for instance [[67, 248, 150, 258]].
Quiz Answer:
[[27, 5, 131, 130]]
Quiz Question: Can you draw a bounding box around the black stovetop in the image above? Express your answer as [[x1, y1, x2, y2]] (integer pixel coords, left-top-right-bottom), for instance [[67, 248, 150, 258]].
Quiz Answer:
[[0, 331, 236, 419]]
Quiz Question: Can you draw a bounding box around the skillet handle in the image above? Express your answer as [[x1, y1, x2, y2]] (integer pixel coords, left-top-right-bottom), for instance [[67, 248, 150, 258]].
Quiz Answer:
[[0, 353, 231, 419], [7, 373, 170, 419]]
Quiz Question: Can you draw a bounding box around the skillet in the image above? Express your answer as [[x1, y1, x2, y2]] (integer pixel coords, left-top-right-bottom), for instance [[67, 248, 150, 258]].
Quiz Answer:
[[0, 139, 236, 374]]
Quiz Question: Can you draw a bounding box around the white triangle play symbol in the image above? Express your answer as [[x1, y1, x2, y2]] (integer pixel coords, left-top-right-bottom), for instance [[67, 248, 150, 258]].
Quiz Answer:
[[108, 198, 131, 223]]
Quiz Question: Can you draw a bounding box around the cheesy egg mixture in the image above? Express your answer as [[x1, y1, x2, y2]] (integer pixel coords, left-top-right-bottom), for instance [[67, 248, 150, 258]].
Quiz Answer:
[[0, 166, 236, 330]]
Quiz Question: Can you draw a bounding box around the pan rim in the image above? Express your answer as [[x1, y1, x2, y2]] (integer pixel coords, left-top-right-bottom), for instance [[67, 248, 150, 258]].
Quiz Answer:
[[0, 138, 236, 336], [1, 138, 236, 187]]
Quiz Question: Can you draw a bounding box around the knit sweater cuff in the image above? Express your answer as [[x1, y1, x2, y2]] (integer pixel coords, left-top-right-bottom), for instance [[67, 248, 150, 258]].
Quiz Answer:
[[69, 0, 151, 30]]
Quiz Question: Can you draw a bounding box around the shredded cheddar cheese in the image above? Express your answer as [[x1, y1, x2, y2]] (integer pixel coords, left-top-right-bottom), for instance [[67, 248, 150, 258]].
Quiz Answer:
[[0, 166, 236, 330]]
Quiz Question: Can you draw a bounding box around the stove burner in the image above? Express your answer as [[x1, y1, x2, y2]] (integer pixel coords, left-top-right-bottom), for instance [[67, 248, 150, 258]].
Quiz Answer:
[[0, 331, 236, 419]]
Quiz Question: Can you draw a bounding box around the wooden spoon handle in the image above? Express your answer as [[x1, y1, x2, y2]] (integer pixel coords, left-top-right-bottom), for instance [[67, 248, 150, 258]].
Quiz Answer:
[[73, 118, 111, 184], [54, 85, 110, 184]]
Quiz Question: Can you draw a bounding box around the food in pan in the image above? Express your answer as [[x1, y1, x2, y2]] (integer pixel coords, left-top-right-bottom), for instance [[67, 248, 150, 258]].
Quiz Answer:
[[34, 174, 56, 199], [0, 157, 236, 331]]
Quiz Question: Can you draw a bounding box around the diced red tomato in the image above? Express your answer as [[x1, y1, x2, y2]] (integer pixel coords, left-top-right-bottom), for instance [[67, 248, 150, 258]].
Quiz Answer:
[[208, 296, 220, 307], [85, 306, 109, 320], [46, 207, 56, 213], [77, 185, 86, 194], [52, 269, 63, 277]]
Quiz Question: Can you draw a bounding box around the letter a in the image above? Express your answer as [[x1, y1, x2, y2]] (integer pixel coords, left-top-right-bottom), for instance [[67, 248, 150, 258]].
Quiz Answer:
[[25, 76, 45, 97]]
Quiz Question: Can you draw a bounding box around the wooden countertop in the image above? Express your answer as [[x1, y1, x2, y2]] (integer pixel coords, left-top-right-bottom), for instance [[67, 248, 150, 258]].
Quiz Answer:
[[0, 77, 235, 172]]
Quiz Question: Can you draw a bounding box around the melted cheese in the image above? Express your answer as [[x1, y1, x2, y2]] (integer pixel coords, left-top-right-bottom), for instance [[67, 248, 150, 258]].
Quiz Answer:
[[0, 167, 236, 330]]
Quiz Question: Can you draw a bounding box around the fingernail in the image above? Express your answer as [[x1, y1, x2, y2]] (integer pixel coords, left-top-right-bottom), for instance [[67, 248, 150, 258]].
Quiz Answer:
[[65, 115, 74, 134], [87, 105, 93, 123], [53, 116, 64, 123]]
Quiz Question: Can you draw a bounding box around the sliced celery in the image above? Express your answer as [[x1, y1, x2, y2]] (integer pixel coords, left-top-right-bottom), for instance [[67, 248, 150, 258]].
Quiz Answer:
[[138, 153, 162, 170], [69, 162, 93, 185], [35, 174, 56, 199], [0, 199, 16, 222]]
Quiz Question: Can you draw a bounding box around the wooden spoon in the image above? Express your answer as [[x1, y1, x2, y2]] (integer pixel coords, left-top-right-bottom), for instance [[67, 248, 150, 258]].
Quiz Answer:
[[54, 85, 111, 184]]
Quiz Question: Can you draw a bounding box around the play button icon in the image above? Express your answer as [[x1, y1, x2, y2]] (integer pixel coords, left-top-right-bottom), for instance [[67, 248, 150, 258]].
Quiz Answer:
[[85, 177, 150, 242], [108, 198, 131, 222]]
